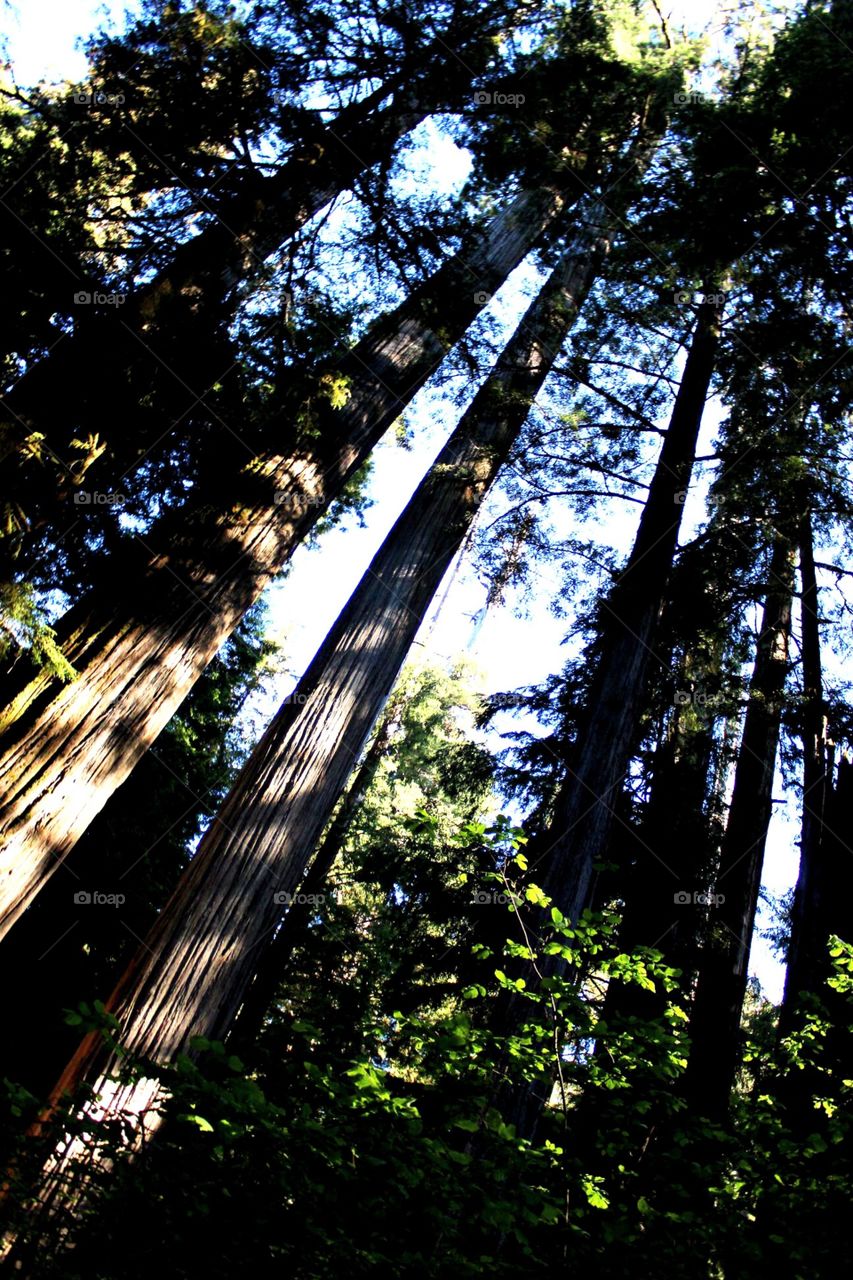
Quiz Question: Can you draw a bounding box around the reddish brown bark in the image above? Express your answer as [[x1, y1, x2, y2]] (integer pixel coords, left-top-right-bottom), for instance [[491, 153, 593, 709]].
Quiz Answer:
[[0, 180, 573, 940], [0, 209, 610, 1252], [0, 15, 505, 505], [39, 200, 612, 1167]]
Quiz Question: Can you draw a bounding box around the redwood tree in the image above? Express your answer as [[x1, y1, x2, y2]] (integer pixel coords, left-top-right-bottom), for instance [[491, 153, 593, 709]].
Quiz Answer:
[[0, 175, 576, 939], [35, 179, 631, 1193], [537, 291, 725, 922], [684, 535, 795, 1117], [0, 0, 525, 541]]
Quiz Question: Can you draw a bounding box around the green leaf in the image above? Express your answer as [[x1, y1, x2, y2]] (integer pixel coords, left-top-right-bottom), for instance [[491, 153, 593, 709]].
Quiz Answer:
[[181, 1113, 215, 1133]]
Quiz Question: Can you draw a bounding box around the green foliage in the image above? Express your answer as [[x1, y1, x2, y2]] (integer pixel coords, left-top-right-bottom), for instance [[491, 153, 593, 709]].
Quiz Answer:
[[9, 888, 852, 1278], [0, 581, 77, 681]]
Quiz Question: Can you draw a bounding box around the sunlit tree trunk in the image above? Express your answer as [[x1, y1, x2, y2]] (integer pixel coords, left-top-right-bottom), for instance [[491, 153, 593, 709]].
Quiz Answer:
[[226, 699, 401, 1055], [36, 203, 610, 1157], [4, 206, 618, 1254], [0, 178, 573, 941], [0, 13, 505, 497]]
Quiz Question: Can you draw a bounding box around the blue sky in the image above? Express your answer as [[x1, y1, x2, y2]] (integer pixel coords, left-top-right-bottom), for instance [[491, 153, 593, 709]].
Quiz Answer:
[[0, 0, 798, 999]]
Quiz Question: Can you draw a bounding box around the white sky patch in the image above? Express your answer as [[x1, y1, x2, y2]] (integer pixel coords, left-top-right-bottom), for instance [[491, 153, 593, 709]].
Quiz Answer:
[[402, 117, 473, 191], [1, 0, 138, 87]]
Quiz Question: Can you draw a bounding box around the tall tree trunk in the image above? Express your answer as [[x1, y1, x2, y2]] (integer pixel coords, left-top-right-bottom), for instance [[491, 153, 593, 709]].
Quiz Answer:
[[0, 13, 506, 507], [490, 292, 724, 1142], [39, 198, 612, 1125], [539, 292, 724, 922], [226, 699, 402, 1056], [773, 514, 853, 1122], [0, 204, 622, 1251], [684, 536, 795, 1118], [598, 672, 718, 1029], [596, 545, 738, 1028], [780, 509, 831, 1029], [0, 177, 574, 940]]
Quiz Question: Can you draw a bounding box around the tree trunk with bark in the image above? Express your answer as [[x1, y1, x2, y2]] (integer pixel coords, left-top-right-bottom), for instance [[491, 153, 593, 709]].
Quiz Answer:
[[18, 202, 614, 1235], [598, 677, 719, 1028], [0, 13, 507, 513], [0, 178, 573, 940], [684, 536, 795, 1118], [539, 293, 724, 922], [226, 699, 401, 1056], [780, 510, 832, 1030], [490, 293, 724, 1142]]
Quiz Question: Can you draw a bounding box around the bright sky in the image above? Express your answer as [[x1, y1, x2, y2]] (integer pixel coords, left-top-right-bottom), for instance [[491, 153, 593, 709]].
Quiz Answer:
[[0, 0, 797, 999]]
